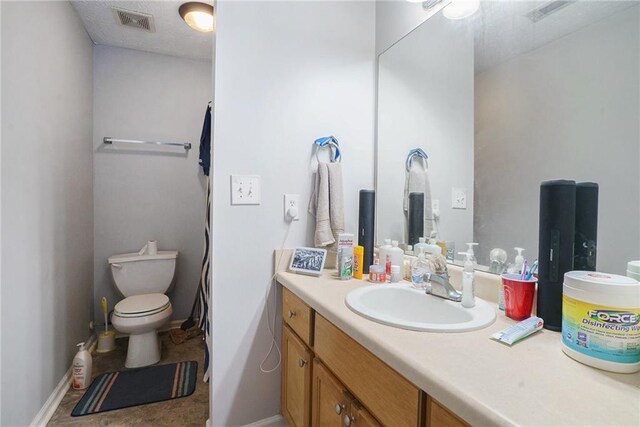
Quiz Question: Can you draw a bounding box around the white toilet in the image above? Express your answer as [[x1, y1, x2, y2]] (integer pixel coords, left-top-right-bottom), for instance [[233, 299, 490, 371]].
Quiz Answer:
[[108, 250, 178, 368]]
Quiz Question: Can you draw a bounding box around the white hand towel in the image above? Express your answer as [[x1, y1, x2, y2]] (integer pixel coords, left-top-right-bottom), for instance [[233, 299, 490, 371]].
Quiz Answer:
[[326, 162, 345, 240], [308, 162, 344, 247], [403, 163, 434, 238]]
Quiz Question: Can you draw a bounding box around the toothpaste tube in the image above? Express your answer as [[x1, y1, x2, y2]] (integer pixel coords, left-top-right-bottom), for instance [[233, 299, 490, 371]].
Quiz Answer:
[[491, 316, 544, 346]]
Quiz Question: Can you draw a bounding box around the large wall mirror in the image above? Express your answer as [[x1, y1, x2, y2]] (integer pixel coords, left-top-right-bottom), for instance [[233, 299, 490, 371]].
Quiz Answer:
[[376, 1, 639, 274]]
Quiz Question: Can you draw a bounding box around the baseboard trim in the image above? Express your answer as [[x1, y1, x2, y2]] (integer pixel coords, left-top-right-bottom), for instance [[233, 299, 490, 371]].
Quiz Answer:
[[30, 319, 195, 426], [29, 334, 98, 427], [243, 415, 287, 427]]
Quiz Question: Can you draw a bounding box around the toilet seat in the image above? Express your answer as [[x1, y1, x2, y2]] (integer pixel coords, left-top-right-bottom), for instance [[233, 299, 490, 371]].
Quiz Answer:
[[114, 293, 170, 318]]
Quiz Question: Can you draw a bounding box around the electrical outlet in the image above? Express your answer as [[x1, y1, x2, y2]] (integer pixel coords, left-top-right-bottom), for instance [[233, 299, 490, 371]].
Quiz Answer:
[[452, 188, 467, 209], [284, 194, 300, 221], [231, 175, 261, 205], [432, 199, 440, 218]]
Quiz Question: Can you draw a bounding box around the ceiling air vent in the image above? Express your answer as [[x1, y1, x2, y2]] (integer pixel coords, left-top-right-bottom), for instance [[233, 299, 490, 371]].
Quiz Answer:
[[112, 7, 156, 32], [525, 1, 574, 23]]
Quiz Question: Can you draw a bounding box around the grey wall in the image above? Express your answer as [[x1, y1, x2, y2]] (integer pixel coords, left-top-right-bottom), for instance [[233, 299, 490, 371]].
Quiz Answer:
[[474, 5, 640, 273], [93, 45, 211, 322], [377, 12, 474, 251], [212, 1, 375, 424], [1, 2, 94, 425]]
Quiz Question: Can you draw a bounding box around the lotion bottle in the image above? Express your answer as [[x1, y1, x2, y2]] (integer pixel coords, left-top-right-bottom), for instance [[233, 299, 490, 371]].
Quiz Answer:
[[72, 342, 92, 390], [378, 239, 392, 275], [388, 240, 404, 276], [459, 252, 476, 308]]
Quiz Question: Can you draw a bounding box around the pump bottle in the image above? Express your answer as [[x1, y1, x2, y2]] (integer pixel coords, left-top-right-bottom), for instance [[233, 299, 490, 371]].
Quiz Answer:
[[72, 342, 92, 390], [458, 252, 476, 308]]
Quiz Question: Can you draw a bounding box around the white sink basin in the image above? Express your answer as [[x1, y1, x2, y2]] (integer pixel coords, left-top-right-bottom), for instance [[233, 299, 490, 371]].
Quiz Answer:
[[345, 284, 496, 332]]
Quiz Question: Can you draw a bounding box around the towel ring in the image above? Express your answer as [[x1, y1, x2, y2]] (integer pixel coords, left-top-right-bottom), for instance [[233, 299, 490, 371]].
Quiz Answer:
[[406, 148, 428, 171], [314, 136, 341, 163]]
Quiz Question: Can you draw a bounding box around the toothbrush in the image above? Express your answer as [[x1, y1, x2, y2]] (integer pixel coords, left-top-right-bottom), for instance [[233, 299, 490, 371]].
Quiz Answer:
[[526, 260, 538, 280], [520, 259, 528, 280], [101, 297, 109, 333]]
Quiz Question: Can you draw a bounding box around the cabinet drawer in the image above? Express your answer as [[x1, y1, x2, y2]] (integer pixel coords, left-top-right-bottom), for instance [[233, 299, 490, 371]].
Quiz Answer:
[[314, 314, 420, 427], [426, 397, 468, 427], [283, 287, 313, 346]]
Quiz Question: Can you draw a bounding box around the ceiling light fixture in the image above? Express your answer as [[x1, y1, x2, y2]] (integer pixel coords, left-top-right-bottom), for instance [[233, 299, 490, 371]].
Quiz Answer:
[[442, 0, 480, 20], [179, 2, 214, 33]]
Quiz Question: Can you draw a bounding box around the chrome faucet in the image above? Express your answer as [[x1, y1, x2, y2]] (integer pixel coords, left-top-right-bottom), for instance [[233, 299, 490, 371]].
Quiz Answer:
[[423, 272, 462, 302]]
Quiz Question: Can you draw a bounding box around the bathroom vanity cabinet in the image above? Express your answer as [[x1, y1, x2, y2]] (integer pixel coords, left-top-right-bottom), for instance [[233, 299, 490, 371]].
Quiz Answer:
[[281, 287, 467, 427]]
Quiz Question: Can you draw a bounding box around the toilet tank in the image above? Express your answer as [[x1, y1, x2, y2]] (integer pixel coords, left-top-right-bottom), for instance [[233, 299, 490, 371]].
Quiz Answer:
[[108, 251, 178, 297]]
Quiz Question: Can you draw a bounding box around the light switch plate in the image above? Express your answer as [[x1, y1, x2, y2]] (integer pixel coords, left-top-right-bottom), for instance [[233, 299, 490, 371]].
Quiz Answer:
[[452, 188, 467, 209], [231, 175, 261, 205]]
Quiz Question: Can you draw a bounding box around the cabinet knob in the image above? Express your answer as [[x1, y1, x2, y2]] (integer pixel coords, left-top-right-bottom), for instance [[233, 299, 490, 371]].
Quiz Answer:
[[343, 415, 354, 427], [335, 403, 345, 415], [287, 310, 296, 318], [298, 359, 307, 368]]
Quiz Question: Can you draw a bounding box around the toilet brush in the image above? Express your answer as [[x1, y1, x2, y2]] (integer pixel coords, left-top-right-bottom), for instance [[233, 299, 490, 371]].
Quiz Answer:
[[97, 297, 116, 353]]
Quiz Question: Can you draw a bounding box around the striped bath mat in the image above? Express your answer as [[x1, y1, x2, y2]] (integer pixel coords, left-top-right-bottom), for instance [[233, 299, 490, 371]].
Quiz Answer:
[[71, 361, 197, 416]]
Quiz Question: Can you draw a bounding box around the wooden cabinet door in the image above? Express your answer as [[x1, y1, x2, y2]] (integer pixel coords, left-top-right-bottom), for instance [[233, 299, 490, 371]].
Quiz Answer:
[[349, 400, 381, 427], [282, 325, 312, 427], [426, 397, 468, 427], [312, 360, 350, 427]]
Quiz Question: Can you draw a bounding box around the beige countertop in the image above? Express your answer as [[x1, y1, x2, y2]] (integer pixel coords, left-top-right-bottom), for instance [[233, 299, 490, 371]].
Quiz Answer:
[[277, 269, 640, 426]]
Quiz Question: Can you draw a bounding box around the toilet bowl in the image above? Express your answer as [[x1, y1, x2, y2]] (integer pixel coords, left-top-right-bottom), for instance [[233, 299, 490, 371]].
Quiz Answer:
[[108, 249, 178, 368], [111, 293, 173, 368]]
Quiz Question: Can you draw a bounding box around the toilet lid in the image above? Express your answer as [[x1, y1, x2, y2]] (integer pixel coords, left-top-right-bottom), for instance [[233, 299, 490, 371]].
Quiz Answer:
[[114, 294, 170, 317]]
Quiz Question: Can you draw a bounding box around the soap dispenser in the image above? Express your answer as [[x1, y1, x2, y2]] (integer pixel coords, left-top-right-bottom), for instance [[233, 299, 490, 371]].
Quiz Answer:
[[458, 252, 476, 308], [513, 247, 525, 274], [411, 248, 431, 290], [466, 242, 479, 259]]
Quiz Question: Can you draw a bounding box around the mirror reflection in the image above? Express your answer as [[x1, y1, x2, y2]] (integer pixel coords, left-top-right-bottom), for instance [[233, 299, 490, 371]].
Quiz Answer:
[[376, 0, 639, 274]]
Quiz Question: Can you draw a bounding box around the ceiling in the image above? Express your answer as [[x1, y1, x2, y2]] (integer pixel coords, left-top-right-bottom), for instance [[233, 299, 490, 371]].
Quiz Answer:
[[71, 1, 213, 61], [472, 0, 637, 74]]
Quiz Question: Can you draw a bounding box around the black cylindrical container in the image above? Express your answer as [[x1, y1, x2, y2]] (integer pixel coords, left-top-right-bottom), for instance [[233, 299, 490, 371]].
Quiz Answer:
[[408, 192, 424, 247], [574, 182, 598, 271], [537, 180, 576, 331], [358, 190, 375, 274]]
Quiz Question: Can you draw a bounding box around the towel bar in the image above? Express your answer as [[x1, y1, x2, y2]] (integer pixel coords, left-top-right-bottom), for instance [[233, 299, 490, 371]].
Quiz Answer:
[[103, 137, 191, 150]]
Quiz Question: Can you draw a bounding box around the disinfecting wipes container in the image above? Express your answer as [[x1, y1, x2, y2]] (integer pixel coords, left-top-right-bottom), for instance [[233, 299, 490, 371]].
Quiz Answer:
[[562, 271, 640, 373]]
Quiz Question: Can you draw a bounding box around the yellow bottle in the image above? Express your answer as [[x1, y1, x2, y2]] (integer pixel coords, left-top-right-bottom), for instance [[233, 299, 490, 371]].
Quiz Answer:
[[353, 245, 364, 279]]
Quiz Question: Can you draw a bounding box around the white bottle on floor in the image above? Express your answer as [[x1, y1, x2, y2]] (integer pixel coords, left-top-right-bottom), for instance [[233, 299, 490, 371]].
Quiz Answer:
[[72, 342, 93, 390]]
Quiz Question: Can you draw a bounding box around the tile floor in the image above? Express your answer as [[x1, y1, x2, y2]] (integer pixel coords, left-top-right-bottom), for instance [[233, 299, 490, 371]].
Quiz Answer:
[[48, 332, 209, 426]]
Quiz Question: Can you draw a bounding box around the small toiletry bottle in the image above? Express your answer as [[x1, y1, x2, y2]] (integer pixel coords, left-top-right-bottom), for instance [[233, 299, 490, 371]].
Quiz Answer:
[[413, 237, 428, 255], [411, 249, 430, 289], [459, 252, 475, 308], [353, 246, 364, 279], [378, 239, 392, 274], [72, 342, 92, 390], [390, 265, 401, 283], [445, 241, 455, 262], [339, 246, 353, 280], [369, 265, 385, 283], [388, 240, 404, 277], [425, 238, 442, 257]]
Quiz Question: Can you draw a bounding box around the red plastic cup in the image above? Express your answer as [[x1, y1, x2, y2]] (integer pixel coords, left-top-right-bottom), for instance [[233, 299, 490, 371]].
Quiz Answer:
[[501, 273, 537, 321]]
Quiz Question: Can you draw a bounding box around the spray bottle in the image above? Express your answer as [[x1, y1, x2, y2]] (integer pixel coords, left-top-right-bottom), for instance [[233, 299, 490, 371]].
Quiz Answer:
[[458, 252, 476, 308]]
